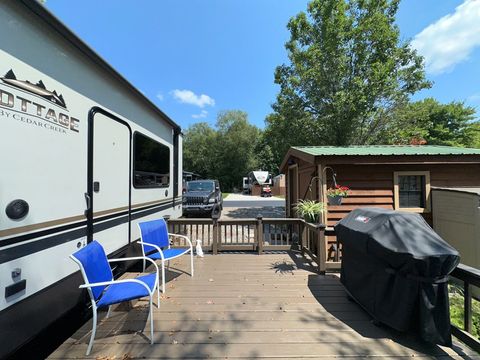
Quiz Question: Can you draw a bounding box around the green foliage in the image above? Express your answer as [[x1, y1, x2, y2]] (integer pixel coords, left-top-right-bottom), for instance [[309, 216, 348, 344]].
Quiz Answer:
[[254, 134, 279, 175], [293, 200, 325, 223], [265, 0, 431, 162], [471, 122, 480, 149], [183, 122, 217, 179], [389, 98, 479, 147], [449, 284, 480, 339], [215, 111, 261, 191], [183, 111, 261, 191]]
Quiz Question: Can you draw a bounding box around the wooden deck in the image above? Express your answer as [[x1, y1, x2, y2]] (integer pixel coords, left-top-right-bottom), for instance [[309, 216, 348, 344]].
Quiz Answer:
[[49, 252, 477, 359]]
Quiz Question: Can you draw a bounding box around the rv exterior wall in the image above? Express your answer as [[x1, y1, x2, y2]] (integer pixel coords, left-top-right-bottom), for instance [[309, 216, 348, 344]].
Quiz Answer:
[[0, 2, 182, 357], [0, 1, 173, 143]]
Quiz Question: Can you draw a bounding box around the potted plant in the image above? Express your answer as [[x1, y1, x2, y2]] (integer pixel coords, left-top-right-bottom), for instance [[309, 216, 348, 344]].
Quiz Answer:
[[327, 185, 350, 205], [293, 200, 325, 223]]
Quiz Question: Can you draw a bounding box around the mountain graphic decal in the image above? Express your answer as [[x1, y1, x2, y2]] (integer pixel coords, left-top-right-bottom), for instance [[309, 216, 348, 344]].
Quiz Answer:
[[1, 69, 67, 109]]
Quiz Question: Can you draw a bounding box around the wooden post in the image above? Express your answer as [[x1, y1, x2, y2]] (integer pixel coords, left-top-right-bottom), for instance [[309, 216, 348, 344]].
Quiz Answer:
[[257, 215, 263, 255], [212, 219, 219, 255], [300, 221, 306, 256], [316, 224, 327, 274]]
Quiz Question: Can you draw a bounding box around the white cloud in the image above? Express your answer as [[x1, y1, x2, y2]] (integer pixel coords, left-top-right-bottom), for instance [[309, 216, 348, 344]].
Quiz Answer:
[[192, 110, 208, 119], [468, 93, 480, 103], [171, 89, 215, 108], [156, 93, 164, 101], [412, 0, 480, 75]]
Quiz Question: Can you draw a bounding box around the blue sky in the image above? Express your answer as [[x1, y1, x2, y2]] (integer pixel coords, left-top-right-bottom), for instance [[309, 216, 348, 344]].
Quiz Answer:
[[45, 0, 480, 130]]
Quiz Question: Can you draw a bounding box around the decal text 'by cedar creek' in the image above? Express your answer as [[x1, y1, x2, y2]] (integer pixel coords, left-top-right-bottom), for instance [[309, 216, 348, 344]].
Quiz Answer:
[[0, 88, 79, 132], [0, 70, 79, 133]]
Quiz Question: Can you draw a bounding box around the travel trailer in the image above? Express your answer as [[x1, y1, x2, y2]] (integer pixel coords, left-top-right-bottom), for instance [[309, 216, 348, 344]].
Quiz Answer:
[[244, 171, 272, 195], [0, 1, 183, 357]]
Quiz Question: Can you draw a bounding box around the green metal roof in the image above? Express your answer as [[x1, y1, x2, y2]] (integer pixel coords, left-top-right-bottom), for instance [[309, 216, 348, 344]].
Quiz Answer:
[[292, 145, 480, 156]]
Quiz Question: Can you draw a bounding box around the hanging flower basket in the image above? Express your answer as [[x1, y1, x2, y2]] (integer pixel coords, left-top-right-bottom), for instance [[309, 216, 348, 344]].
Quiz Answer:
[[326, 185, 350, 206], [327, 195, 343, 206]]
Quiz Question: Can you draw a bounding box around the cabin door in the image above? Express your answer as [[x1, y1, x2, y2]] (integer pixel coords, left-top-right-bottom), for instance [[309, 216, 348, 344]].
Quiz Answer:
[[88, 109, 131, 255]]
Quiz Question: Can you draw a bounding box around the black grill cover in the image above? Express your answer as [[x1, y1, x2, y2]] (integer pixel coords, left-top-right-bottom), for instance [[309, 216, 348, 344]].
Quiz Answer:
[[334, 208, 460, 346]]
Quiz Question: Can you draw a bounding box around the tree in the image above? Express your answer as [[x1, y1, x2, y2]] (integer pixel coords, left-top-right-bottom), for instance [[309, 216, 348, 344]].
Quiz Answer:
[[266, 0, 431, 160], [214, 111, 261, 190], [389, 98, 479, 147], [183, 111, 262, 191], [470, 123, 480, 149], [183, 122, 217, 179]]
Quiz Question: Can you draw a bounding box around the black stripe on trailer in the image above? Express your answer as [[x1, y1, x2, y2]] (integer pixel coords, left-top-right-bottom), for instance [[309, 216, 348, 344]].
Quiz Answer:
[[0, 201, 177, 264], [0, 220, 88, 249], [0, 197, 180, 250]]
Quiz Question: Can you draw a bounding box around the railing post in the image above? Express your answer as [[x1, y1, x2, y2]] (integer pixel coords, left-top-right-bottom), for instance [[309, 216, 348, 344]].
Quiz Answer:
[[257, 215, 263, 255], [300, 221, 305, 255], [316, 224, 326, 274], [464, 281, 472, 333], [212, 219, 219, 255]]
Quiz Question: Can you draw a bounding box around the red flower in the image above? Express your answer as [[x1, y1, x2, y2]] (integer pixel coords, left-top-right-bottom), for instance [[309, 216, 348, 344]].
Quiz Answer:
[[327, 184, 350, 197]]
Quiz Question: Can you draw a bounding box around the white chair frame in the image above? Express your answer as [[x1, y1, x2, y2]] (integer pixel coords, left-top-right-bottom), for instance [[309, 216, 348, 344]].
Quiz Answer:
[[138, 227, 194, 294], [70, 255, 160, 356]]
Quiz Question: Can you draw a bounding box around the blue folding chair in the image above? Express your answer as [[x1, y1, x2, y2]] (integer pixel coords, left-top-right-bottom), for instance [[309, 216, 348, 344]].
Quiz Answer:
[[70, 241, 160, 356], [138, 218, 194, 293]]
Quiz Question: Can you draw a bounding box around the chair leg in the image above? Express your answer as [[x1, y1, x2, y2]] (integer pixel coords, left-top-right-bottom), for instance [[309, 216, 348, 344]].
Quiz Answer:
[[161, 261, 166, 293], [143, 258, 146, 272], [149, 296, 154, 344], [106, 305, 112, 318], [86, 305, 98, 356], [190, 251, 194, 277]]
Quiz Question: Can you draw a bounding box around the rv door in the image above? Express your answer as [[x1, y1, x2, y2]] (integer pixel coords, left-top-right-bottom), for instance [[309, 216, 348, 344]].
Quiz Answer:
[[90, 110, 131, 254]]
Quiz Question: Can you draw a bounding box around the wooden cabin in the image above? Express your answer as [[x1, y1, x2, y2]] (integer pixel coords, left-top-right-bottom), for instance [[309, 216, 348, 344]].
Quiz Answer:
[[280, 145, 480, 228]]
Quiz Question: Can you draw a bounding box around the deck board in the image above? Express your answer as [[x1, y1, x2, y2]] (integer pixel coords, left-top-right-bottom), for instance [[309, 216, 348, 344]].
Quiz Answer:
[[49, 252, 477, 359]]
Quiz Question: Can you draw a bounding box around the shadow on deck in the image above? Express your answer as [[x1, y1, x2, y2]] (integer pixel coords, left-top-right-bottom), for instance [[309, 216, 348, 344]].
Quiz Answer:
[[48, 251, 477, 359]]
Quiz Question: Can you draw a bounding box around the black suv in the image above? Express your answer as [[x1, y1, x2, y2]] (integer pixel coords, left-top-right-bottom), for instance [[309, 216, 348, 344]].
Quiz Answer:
[[182, 180, 223, 217]]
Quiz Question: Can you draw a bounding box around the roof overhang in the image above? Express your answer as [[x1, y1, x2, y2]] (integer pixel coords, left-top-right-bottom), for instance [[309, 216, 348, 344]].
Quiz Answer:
[[280, 148, 480, 173], [315, 154, 480, 165], [279, 147, 316, 173]]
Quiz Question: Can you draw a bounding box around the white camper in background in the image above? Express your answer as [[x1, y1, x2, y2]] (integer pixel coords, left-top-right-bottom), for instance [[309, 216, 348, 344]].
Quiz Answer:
[[0, 1, 183, 357], [242, 176, 249, 194], [245, 171, 272, 195]]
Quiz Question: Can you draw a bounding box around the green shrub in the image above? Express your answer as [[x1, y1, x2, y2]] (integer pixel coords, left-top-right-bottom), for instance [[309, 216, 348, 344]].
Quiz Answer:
[[449, 284, 480, 339], [293, 200, 324, 223]]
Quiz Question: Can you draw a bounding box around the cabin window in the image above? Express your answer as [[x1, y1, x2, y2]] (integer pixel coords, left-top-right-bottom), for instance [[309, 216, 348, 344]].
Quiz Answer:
[[393, 171, 430, 213], [133, 132, 170, 188]]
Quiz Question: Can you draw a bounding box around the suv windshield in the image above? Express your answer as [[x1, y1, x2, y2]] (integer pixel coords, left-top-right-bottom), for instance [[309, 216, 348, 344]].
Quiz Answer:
[[187, 181, 214, 192]]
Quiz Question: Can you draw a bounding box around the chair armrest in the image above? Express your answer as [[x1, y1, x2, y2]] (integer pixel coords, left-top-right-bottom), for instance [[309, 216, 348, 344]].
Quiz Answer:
[[79, 278, 153, 294], [139, 241, 165, 260], [108, 256, 160, 275], [168, 233, 193, 248]]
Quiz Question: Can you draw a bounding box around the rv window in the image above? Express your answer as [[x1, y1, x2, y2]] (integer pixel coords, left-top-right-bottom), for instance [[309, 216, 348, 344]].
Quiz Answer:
[[134, 132, 170, 188]]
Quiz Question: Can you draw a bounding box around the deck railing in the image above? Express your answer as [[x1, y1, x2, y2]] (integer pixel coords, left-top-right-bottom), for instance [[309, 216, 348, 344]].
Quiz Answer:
[[167, 217, 304, 255], [450, 264, 480, 353], [301, 222, 341, 273], [167, 217, 340, 273]]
